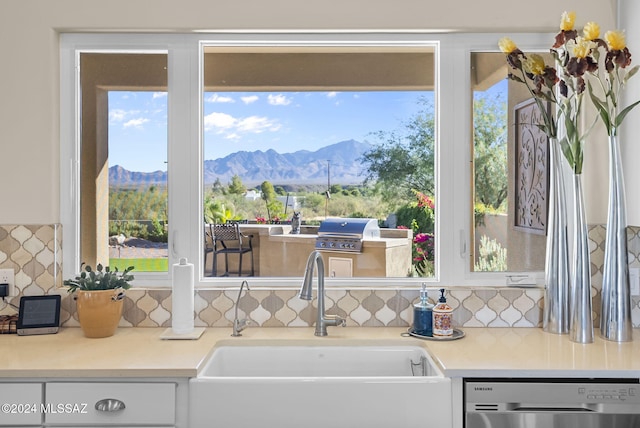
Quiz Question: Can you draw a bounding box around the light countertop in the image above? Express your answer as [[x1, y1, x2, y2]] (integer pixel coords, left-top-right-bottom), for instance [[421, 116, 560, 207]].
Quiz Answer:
[[0, 327, 639, 379], [424, 327, 640, 378]]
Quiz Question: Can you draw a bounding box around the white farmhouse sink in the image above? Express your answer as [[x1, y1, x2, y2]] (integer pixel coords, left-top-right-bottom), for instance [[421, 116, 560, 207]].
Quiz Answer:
[[198, 340, 442, 377], [190, 340, 451, 428]]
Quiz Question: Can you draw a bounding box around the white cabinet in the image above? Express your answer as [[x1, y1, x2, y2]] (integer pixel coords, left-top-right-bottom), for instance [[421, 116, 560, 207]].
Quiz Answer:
[[0, 383, 43, 426], [44, 382, 175, 426], [1, 380, 180, 428]]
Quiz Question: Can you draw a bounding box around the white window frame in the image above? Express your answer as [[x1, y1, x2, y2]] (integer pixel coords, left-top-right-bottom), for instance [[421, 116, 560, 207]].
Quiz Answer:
[[60, 32, 550, 289]]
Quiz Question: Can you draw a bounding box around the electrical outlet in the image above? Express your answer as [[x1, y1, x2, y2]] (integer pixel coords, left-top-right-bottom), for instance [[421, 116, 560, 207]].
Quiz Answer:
[[630, 268, 640, 297], [0, 268, 15, 297]]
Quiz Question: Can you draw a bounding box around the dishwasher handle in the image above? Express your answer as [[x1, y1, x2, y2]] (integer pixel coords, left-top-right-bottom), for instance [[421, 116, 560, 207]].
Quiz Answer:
[[508, 403, 599, 412]]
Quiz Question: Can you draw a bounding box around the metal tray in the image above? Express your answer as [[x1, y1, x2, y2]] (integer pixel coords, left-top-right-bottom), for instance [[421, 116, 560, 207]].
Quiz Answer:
[[402, 328, 465, 341]]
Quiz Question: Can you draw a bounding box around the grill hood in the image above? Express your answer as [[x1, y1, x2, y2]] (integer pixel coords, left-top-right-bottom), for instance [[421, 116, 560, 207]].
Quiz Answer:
[[317, 217, 380, 238], [315, 218, 380, 252]]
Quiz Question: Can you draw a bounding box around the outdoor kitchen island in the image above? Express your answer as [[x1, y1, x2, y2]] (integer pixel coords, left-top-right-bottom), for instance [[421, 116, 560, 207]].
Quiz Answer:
[[211, 222, 413, 277]]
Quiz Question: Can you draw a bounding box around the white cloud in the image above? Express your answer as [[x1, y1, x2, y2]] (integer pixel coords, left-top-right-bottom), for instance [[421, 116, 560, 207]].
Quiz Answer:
[[204, 112, 237, 131], [237, 116, 281, 133], [123, 118, 150, 129], [109, 109, 146, 126], [206, 93, 235, 103], [241, 95, 259, 104], [327, 91, 339, 98], [109, 109, 127, 122], [152, 92, 167, 99], [204, 112, 280, 137], [268, 94, 292, 106]]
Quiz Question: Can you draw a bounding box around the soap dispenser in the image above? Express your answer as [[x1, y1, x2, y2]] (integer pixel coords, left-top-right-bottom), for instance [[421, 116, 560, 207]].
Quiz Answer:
[[432, 288, 453, 337], [412, 283, 434, 336]]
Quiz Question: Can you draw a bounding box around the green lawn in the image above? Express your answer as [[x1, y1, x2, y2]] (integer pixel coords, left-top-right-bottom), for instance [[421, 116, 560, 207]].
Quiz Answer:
[[109, 258, 168, 272]]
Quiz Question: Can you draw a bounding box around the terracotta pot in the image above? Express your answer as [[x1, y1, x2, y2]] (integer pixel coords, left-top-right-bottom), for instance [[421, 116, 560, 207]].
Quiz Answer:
[[75, 289, 125, 338]]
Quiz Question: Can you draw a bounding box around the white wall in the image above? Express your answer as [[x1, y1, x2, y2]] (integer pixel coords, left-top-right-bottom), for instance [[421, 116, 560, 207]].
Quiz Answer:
[[0, 0, 618, 224]]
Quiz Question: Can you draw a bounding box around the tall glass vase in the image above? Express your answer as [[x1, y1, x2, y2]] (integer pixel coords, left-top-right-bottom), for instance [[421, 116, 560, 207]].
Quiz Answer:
[[543, 137, 570, 334], [569, 173, 594, 343], [600, 131, 633, 342]]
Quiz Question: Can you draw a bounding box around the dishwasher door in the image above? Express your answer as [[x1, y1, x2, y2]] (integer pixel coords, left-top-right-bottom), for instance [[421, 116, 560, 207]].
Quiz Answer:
[[465, 379, 640, 428]]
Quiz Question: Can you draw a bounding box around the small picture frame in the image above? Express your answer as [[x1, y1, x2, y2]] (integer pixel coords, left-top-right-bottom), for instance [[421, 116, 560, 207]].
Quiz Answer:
[[17, 295, 61, 336]]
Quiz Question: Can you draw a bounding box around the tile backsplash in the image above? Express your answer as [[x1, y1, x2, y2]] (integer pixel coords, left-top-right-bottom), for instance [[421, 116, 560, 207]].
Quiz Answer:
[[1, 223, 639, 329], [0, 224, 62, 300]]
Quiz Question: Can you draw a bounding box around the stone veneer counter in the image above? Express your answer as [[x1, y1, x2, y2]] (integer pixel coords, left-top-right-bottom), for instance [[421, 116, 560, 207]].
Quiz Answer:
[[0, 327, 638, 378]]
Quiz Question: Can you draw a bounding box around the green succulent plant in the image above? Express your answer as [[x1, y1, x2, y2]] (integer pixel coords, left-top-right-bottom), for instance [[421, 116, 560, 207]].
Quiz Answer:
[[64, 263, 134, 293]]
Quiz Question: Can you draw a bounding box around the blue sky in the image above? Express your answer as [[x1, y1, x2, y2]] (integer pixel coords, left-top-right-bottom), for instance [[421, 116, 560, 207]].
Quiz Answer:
[[108, 90, 433, 172]]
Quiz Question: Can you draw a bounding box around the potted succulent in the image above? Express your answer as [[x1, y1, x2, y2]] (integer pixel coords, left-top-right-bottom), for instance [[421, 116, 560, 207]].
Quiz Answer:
[[64, 264, 134, 338]]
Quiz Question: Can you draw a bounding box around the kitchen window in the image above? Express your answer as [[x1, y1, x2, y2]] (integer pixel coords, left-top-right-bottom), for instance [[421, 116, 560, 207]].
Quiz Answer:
[[470, 51, 555, 274], [201, 45, 435, 279], [60, 32, 551, 288]]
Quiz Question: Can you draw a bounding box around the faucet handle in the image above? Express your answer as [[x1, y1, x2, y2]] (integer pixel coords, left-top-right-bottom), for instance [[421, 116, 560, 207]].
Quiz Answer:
[[232, 318, 250, 337], [325, 314, 346, 328]]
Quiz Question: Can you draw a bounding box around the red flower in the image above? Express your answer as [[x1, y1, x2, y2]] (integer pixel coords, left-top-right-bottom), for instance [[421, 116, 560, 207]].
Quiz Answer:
[[414, 233, 431, 244], [415, 192, 435, 209]]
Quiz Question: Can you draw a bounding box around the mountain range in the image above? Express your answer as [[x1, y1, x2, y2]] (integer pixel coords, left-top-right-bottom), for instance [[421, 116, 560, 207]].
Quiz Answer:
[[109, 139, 372, 187]]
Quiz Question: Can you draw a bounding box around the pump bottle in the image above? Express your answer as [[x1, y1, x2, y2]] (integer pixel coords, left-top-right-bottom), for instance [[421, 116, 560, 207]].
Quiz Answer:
[[412, 283, 434, 336], [432, 288, 453, 337]]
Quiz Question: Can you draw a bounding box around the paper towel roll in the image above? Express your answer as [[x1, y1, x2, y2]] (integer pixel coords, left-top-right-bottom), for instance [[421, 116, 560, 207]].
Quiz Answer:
[[172, 257, 194, 334]]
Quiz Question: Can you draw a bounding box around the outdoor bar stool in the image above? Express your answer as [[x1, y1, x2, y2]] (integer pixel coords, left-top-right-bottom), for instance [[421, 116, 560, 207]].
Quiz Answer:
[[204, 223, 215, 276], [210, 222, 254, 277]]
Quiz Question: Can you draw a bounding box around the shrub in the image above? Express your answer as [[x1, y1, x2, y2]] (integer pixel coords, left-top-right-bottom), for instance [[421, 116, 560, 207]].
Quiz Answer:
[[395, 191, 434, 235], [474, 235, 507, 272], [395, 190, 435, 277]]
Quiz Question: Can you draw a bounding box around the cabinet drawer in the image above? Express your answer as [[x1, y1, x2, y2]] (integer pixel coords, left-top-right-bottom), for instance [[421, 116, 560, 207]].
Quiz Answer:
[[44, 382, 175, 425], [0, 383, 43, 425]]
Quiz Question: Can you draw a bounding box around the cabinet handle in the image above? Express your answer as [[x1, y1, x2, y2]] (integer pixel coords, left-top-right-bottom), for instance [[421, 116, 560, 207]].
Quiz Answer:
[[95, 398, 126, 412]]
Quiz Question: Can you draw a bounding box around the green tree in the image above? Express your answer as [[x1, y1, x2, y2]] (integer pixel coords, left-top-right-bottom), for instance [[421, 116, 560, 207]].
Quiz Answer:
[[260, 181, 276, 202], [210, 178, 226, 195], [260, 181, 284, 221], [474, 93, 507, 210], [362, 94, 507, 213], [360, 98, 435, 205], [301, 193, 325, 213], [228, 174, 246, 195], [204, 197, 235, 224], [329, 184, 342, 195]]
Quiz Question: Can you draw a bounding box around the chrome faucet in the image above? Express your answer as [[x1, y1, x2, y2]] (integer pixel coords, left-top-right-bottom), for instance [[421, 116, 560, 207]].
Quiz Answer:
[[231, 280, 250, 336], [299, 251, 346, 336]]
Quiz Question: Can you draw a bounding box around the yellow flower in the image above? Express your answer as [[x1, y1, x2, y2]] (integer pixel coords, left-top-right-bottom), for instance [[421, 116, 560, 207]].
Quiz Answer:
[[560, 11, 576, 32], [583, 22, 600, 41], [523, 54, 546, 75], [569, 37, 594, 59], [605, 30, 626, 51], [498, 37, 517, 54]]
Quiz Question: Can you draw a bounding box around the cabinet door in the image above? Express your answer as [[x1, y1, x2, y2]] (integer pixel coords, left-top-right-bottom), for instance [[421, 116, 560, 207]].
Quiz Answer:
[[44, 382, 175, 425], [0, 383, 43, 426]]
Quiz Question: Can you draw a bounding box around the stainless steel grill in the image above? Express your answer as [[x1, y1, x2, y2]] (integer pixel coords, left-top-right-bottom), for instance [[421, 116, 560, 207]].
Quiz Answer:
[[315, 218, 380, 253]]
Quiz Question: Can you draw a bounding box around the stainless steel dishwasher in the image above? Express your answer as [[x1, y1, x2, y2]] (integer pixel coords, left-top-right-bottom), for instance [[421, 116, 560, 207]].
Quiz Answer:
[[465, 378, 640, 428]]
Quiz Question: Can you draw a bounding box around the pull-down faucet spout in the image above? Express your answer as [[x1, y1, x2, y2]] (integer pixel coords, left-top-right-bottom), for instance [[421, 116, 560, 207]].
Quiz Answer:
[[231, 280, 250, 337], [299, 251, 346, 336]]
